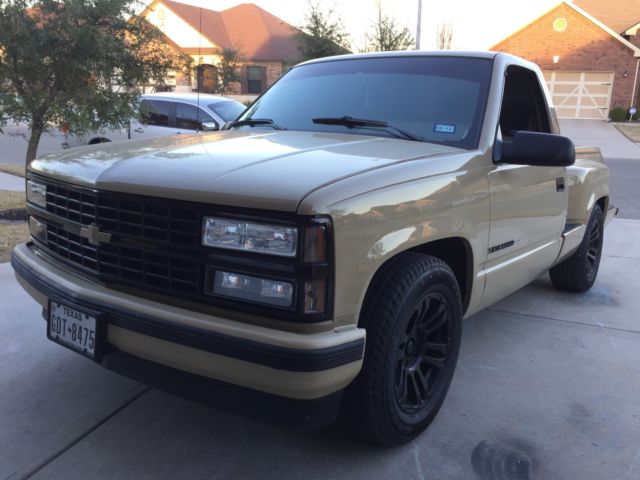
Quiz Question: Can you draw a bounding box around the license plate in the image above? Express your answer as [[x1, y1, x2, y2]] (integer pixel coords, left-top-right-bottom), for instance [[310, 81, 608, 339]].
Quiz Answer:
[[48, 301, 100, 359]]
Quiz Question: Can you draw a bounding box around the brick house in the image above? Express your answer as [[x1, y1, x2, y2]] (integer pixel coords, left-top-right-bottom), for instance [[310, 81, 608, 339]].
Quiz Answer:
[[492, 0, 640, 119], [141, 0, 301, 95]]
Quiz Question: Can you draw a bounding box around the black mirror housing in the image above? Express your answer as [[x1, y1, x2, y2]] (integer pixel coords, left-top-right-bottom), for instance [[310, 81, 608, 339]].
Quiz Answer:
[[499, 131, 575, 167]]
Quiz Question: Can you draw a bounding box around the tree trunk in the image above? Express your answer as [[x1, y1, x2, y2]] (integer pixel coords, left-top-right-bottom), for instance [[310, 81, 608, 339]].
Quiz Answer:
[[25, 121, 44, 165]]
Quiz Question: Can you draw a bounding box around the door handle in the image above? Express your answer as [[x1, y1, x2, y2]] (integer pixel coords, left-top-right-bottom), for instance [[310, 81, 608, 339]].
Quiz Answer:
[[556, 177, 565, 192]]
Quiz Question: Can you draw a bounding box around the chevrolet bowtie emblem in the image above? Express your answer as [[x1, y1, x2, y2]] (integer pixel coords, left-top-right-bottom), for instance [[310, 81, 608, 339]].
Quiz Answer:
[[80, 225, 112, 246]]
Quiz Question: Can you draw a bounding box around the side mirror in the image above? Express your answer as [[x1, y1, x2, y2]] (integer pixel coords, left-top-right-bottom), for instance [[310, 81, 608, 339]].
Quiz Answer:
[[201, 122, 219, 132], [499, 131, 575, 167]]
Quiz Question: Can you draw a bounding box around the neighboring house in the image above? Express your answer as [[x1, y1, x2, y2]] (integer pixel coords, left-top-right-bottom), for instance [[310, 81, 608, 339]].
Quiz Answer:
[[492, 0, 640, 119], [141, 0, 301, 95]]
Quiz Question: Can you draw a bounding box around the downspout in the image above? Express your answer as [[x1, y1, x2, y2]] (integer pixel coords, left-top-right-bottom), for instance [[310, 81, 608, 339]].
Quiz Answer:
[[631, 56, 640, 110]]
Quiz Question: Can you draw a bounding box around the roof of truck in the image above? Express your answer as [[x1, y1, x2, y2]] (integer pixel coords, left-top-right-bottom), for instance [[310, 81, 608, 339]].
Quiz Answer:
[[298, 50, 500, 66]]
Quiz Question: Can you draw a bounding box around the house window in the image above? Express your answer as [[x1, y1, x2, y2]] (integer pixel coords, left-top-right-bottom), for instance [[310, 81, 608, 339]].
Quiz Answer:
[[197, 64, 218, 93], [247, 66, 265, 94]]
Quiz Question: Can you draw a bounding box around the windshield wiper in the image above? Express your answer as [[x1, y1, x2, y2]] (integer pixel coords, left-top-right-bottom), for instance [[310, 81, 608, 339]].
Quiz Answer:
[[225, 118, 285, 130], [312, 116, 424, 142]]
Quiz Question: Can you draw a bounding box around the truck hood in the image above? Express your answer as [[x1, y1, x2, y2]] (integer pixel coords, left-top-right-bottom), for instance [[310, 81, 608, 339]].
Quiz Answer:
[[29, 131, 459, 212]]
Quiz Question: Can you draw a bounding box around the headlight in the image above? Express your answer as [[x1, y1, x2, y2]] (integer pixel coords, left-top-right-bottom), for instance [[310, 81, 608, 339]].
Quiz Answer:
[[26, 180, 46, 208], [202, 217, 297, 257]]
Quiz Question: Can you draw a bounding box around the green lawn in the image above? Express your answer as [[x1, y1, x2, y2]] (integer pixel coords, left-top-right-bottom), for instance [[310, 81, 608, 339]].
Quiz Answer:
[[614, 123, 640, 143], [0, 188, 28, 262], [0, 222, 29, 263], [0, 189, 25, 211]]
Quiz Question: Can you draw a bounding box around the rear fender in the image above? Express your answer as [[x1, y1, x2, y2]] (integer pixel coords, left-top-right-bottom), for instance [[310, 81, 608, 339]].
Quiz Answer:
[[566, 148, 609, 224]]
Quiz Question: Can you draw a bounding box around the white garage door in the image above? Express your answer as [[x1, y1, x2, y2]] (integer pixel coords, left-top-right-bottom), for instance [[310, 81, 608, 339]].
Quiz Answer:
[[543, 71, 614, 120]]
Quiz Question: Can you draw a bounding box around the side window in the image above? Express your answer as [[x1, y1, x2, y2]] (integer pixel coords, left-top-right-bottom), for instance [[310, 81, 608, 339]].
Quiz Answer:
[[175, 103, 215, 130], [140, 100, 171, 127], [499, 66, 551, 139]]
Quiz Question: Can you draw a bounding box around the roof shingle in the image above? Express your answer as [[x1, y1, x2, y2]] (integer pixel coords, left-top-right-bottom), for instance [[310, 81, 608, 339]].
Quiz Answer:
[[573, 0, 640, 34]]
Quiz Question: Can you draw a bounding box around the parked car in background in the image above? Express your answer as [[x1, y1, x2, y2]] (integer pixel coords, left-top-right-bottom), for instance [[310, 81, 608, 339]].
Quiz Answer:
[[63, 92, 246, 147]]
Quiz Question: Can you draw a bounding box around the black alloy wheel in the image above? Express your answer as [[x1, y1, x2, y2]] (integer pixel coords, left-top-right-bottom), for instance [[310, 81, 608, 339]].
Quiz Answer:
[[585, 218, 601, 277], [550, 203, 604, 292], [394, 292, 451, 413]]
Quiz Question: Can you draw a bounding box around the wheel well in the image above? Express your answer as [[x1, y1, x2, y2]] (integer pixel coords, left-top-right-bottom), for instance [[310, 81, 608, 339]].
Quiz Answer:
[[596, 196, 608, 213], [89, 137, 110, 145], [362, 237, 473, 319], [410, 238, 473, 313]]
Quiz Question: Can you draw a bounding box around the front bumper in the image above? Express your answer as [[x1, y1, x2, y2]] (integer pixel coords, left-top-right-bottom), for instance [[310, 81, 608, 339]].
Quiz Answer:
[[11, 243, 365, 403]]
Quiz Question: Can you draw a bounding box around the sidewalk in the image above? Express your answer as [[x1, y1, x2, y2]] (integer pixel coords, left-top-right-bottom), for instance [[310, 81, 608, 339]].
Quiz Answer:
[[1, 218, 639, 479], [0, 171, 25, 192]]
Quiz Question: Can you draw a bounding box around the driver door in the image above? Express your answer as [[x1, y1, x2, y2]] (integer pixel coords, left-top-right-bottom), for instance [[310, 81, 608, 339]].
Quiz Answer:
[[481, 66, 568, 307]]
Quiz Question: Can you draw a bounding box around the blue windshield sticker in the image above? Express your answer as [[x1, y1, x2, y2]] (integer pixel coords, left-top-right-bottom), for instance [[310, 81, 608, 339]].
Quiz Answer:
[[433, 123, 456, 134]]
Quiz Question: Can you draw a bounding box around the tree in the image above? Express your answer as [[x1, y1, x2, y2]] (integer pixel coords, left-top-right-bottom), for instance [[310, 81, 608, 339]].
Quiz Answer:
[[366, 1, 414, 52], [216, 47, 243, 94], [436, 23, 453, 50], [294, 1, 351, 62], [0, 0, 189, 164]]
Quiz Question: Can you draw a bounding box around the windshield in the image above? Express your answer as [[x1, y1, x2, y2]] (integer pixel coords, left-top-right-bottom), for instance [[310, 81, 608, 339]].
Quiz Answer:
[[238, 56, 492, 149], [208, 101, 246, 123]]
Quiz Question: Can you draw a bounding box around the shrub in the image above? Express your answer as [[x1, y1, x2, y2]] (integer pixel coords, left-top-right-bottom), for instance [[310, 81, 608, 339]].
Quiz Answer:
[[609, 106, 627, 122]]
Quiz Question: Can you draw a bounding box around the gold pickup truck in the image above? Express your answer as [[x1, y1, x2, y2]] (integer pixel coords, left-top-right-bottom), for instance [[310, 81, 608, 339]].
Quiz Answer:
[[12, 51, 615, 445]]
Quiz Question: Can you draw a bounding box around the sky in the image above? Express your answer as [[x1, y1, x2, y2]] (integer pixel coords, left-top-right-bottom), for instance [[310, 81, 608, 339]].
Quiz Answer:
[[171, 0, 561, 51]]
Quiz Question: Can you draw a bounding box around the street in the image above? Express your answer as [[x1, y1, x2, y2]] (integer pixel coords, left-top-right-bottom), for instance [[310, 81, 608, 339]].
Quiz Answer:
[[0, 123, 67, 164], [607, 158, 640, 220], [557, 119, 640, 220]]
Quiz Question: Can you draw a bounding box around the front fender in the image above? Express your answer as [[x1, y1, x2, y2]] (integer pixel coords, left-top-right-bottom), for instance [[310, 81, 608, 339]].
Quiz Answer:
[[311, 166, 491, 327]]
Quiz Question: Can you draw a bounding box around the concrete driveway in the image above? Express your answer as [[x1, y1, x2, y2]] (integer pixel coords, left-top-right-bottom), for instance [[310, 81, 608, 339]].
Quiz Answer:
[[558, 119, 640, 160], [2, 218, 639, 480]]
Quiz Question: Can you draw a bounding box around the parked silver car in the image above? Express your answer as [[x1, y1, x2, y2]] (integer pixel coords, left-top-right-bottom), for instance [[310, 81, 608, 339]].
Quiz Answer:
[[63, 92, 246, 147]]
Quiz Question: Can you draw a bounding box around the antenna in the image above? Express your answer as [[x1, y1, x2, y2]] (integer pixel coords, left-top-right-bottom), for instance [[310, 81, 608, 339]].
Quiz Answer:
[[197, 0, 203, 124], [416, 0, 422, 50]]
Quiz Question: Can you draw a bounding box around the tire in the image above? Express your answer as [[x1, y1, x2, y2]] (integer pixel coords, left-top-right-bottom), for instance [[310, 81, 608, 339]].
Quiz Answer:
[[550, 204, 604, 292], [346, 252, 463, 446]]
